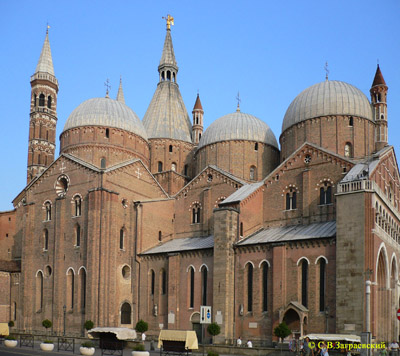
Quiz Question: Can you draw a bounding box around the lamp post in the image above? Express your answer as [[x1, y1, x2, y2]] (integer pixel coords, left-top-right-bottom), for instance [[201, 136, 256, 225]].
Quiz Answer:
[[63, 305, 66, 336]]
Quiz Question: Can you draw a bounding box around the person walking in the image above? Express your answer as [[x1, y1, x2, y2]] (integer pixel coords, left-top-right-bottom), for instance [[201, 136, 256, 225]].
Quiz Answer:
[[237, 337, 242, 347]]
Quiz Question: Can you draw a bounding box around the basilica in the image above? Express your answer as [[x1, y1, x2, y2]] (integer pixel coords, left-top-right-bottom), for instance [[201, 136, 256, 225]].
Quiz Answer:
[[0, 16, 399, 345]]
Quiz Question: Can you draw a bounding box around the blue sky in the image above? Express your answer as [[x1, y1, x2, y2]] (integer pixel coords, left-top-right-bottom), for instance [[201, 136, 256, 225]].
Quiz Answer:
[[1, 0, 399, 211]]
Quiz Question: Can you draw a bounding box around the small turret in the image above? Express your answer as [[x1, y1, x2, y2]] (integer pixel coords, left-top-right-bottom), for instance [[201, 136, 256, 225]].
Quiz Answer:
[[116, 76, 125, 104], [370, 65, 388, 151], [192, 94, 204, 145]]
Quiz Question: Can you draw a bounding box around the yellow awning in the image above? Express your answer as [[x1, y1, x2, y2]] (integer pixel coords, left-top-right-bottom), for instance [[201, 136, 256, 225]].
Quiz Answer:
[[158, 330, 198, 350], [0, 323, 9, 336]]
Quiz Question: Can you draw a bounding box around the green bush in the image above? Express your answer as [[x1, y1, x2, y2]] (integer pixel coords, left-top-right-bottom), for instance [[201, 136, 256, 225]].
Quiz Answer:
[[208, 352, 219, 356], [133, 344, 146, 351], [42, 319, 52, 329], [273, 321, 291, 342], [135, 319, 148, 333], [6, 335, 16, 340], [43, 340, 54, 344], [207, 322, 221, 336], [84, 320, 94, 331], [8, 321, 14, 327], [81, 341, 95, 348]]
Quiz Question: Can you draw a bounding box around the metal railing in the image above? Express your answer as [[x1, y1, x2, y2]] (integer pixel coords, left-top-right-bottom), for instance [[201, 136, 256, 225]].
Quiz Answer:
[[57, 337, 75, 353]]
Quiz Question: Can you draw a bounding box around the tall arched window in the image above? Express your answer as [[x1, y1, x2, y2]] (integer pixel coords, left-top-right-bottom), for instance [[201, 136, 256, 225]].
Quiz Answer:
[[262, 262, 268, 312], [189, 267, 195, 308], [246, 263, 253, 312], [39, 94, 45, 107], [33, 94, 37, 107], [301, 260, 308, 307], [36, 271, 44, 312], [67, 269, 74, 310], [79, 269, 86, 310], [286, 189, 297, 210], [320, 182, 332, 205], [161, 269, 167, 295], [184, 164, 189, 176], [74, 196, 82, 216], [150, 270, 155, 295], [201, 266, 208, 306], [47, 96, 52, 109], [240, 222, 244, 237], [75, 224, 81, 247], [45, 202, 51, 221], [121, 303, 131, 324], [43, 229, 49, 250], [255, 142, 258, 151], [192, 205, 201, 224], [250, 166, 256, 181], [120, 229, 124, 250], [13, 302, 17, 321], [158, 161, 163, 172], [319, 258, 326, 312], [169, 145, 173, 153], [100, 157, 106, 169]]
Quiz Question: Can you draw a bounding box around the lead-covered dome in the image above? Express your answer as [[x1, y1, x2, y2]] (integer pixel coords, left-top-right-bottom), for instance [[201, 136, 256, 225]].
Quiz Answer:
[[198, 111, 278, 149], [282, 80, 373, 132], [63, 97, 148, 140]]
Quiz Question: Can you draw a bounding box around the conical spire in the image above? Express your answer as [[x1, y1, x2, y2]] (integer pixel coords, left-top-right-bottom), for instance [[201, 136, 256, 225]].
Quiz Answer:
[[35, 27, 55, 76], [159, 29, 177, 68], [193, 93, 203, 111], [372, 64, 386, 87], [116, 76, 125, 104]]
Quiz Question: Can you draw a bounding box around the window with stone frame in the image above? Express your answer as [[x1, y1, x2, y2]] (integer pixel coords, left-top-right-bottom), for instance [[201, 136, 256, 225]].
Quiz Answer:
[[201, 265, 208, 306], [285, 188, 297, 210], [161, 269, 167, 295], [75, 224, 81, 247], [66, 269, 74, 310], [246, 262, 254, 312], [120, 228, 125, 250], [44, 202, 52, 221], [43, 229, 49, 251], [188, 266, 195, 308], [250, 165, 257, 181], [319, 182, 332, 205], [318, 257, 327, 312], [35, 271, 44, 312], [300, 259, 308, 308], [121, 302, 132, 324], [150, 269, 155, 295], [261, 261, 269, 312], [191, 203, 201, 224], [74, 195, 82, 216], [39, 94, 45, 107]]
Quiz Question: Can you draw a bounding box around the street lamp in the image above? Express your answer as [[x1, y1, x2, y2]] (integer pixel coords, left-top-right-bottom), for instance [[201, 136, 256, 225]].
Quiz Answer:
[[63, 305, 66, 336]]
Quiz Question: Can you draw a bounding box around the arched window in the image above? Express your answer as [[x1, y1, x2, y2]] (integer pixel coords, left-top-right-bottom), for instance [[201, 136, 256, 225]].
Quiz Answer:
[[201, 266, 207, 306], [121, 303, 131, 324], [255, 142, 258, 151], [250, 166, 256, 181], [120, 229, 124, 250], [158, 231, 162, 242], [262, 262, 268, 312], [169, 145, 173, 153], [79, 269, 86, 310], [319, 258, 326, 312], [100, 158, 106, 169], [349, 116, 353, 126], [150, 270, 155, 295], [344, 143, 352, 158], [320, 182, 332, 205], [184, 164, 189, 176], [74, 196, 82, 216], [167, 71, 171, 81], [247, 263, 253, 312], [43, 229, 49, 250], [36, 271, 44, 312], [199, 133, 202, 140], [75, 224, 81, 247], [161, 269, 167, 295], [173, 72, 176, 82], [105, 128, 109, 138], [192, 205, 201, 224], [189, 266, 195, 308], [67, 269, 74, 310], [286, 189, 297, 210], [47, 96, 52, 109], [240, 222, 243, 237], [158, 161, 163, 172], [33, 94, 37, 107], [301, 260, 308, 307], [171, 162, 177, 171], [161, 71, 165, 81], [39, 94, 45, 107]]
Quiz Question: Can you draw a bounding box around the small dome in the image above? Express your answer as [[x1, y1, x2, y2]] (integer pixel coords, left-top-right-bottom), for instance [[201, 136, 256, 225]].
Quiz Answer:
[[282, 80, 373, 132], [198, 111, 278, 149], [63, 98, 148, 140]]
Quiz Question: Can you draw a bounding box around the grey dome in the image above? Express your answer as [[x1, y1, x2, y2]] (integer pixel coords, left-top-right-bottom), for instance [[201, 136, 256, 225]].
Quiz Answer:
[[198, 111, 278, 149], [63, 98, 148, 140], [282, 80, 373, 132]]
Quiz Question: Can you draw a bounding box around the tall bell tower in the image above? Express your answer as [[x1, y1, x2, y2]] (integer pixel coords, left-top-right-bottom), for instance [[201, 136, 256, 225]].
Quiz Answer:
[[27, 27, 58, 183]]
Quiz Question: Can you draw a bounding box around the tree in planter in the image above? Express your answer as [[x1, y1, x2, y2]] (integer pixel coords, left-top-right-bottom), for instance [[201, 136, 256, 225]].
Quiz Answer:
[[42, 319, 53, 338], [84, 320, 94, 331], [274, 322, 291, 354], [8, 321, 14, 328], [135, 319, 148, 342], [207, 323, 221, 345]]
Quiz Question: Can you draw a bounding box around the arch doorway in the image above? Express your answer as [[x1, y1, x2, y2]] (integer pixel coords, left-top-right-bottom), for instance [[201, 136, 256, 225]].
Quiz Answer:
[[190, 312, 202, 343], [283, 308, 300, 335]]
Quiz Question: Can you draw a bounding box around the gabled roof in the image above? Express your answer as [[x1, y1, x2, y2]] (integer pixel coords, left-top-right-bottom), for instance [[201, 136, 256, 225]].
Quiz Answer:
[[141, 235, 213, 255], [237, 221, 336, 246], [220, 182, 263, 205]]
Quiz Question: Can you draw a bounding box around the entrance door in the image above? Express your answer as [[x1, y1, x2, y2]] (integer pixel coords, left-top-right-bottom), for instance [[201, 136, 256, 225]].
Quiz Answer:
[[192, 322, 202, 344]]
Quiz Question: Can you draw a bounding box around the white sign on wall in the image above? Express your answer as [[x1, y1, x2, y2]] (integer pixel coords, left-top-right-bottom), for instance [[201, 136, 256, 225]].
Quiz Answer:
[[200, 306, 212, 324]]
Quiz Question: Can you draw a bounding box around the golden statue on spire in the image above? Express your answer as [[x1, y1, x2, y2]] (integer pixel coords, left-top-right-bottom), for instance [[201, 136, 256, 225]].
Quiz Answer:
[[162, 14, 174, 30]]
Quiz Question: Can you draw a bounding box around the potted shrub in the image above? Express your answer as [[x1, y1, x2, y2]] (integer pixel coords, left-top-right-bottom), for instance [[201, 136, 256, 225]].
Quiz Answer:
[[4, 335, 17, 348], [274, 321, 291, 355], [135, 319, 148, 341], [40, 339, 55, 351], [132, 343, 150, 356], [80, 341, 95, 355], [207, 322, 221, 345], [84, 320, 94, 331], [8, 320, 15, 328]]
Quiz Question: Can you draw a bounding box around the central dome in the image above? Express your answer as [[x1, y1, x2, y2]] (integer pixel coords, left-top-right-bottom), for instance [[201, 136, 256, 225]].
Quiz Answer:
[[63, 98, 148, 140], [198, 111, 278, 149], [282, 80, 373, 132]]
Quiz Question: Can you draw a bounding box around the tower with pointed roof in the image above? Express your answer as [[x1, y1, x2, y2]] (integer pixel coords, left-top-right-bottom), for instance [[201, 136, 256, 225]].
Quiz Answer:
[[142, 16, 194, 193], [27, 28, 59, 183], [192, 94, 204, 145], [370, 64, 388, 151]]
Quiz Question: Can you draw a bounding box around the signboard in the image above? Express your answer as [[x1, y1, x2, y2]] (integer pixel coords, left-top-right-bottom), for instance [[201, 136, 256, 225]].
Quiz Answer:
[[200, 306, 212, 324]]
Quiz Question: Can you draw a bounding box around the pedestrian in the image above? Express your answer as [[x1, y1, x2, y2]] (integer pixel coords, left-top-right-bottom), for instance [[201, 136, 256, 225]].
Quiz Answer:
[[389, 341, 399, 356], [237, 337, 242, 347], [320, 342, 329, 356], [247, 340, 253, 348], [303, 337, 313, 356], [142, 332, 146, 344]]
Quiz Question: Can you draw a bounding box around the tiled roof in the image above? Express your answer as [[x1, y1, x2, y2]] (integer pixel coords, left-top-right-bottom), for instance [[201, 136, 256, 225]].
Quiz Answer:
[[220, 182, 263, 205], [372, 65, 386, 87], [141, 235, 214, 255], [193, 94, 203, 111], [237, 221, 336, 246]]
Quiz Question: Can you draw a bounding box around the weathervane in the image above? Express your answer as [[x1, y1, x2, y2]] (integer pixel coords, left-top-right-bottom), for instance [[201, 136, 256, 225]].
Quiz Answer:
[[162, 14, 174, 30], [236, 91, 241, 112], [324, 61, 329, 81], [46, 22, 50, 34], [104, 78, 111, 98]]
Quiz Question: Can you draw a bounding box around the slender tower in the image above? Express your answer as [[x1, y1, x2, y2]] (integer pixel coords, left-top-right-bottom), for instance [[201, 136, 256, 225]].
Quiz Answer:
[[370, 64, 388, 152], [27, 27, 58, 183], [192, 93, 204, 145]]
